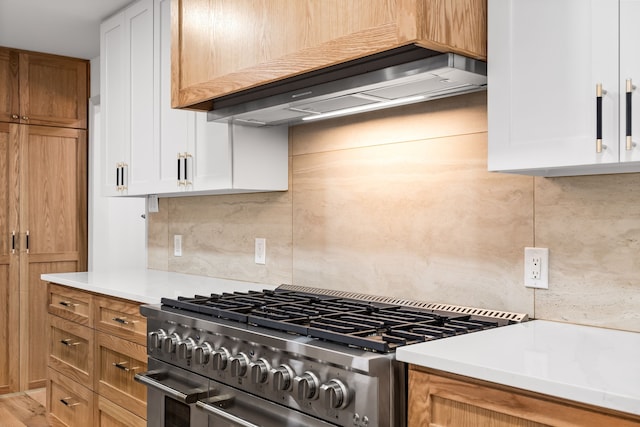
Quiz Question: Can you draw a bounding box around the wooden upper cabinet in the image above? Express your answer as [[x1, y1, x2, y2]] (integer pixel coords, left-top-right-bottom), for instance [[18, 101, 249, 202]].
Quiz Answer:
[[0, 47, 88, 129], [171, 0, 487, 110]]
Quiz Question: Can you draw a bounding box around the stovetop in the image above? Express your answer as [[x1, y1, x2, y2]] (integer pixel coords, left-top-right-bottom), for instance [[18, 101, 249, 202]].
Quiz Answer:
[[160, 285, 525, 353]]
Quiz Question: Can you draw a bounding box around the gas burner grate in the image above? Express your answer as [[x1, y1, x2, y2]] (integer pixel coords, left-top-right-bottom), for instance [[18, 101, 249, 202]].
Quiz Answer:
[[161, 286, 526, 353]]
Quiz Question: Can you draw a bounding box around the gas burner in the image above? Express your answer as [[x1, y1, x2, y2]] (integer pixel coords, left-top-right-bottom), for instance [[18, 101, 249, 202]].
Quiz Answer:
[[161, 287, 514, 353]]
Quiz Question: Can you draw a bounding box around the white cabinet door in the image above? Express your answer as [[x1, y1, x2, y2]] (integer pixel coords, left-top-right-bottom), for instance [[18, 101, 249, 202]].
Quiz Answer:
[[100, 12, 126, 196], [100, 0, 154, 196], [125, 0, 155, 195], [155, 0, 195, 194], [620, 0, 640, 163], [488, 0, 619, 174]]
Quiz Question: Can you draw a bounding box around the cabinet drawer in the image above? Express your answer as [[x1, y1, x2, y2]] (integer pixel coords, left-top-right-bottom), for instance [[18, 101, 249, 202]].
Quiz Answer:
[[94, 295, 146, 346], [95, 332, 147, 419], [49, 314, 94, 388], [95, 395, 146, 427], [48, 368, 94, 427], [48, 283, 93, 327]]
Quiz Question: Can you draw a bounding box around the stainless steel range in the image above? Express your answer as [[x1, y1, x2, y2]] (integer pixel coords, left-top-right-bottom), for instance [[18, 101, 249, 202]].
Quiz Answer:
[[135, 284, 527, 427]]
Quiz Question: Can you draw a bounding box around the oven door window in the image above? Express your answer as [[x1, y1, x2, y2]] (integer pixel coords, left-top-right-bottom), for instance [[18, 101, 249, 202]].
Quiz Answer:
[[165, 396, 191, 427]]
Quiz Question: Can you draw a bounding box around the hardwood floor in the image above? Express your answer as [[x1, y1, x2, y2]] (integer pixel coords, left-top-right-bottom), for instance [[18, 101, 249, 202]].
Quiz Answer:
[[0, 389, 49, 426]]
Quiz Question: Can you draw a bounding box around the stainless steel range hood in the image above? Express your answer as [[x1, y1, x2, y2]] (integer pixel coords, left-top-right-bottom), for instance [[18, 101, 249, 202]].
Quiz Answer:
[[207, 47, 487, 127]]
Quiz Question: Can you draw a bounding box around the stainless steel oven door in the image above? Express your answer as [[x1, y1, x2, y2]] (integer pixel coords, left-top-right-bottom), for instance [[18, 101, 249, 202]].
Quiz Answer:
[[137, 358, 338, 427]]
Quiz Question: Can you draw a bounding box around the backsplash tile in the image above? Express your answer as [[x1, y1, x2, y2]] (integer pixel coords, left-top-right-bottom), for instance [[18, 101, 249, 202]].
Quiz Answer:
[[147, 91, 640, 332]]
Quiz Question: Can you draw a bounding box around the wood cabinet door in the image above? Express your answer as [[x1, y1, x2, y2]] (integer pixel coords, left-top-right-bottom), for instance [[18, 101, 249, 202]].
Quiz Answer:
[[171, 0, 487, 109], [0, 123, 19, 394], [19, 125, 87, 390], [488, 0, 619, 173], [19, 52, 87, 129], [0, 48, 19, 123]]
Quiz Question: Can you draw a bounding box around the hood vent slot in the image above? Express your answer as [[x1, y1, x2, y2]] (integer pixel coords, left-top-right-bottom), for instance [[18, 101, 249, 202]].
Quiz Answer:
[[208, 46, 487, 126]]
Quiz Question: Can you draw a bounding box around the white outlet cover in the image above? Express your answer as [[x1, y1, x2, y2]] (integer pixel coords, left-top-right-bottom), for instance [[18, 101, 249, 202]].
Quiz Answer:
[[255, 238, 266, 265], [524, 247, 549, 289], [174, 235, 182, 257]]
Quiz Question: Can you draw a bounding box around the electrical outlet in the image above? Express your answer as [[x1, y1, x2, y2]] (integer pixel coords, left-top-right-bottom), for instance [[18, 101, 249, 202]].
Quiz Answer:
[[255, 238, 266, 265], [524, 247, 549, 289], [174, 235, 182, 257]]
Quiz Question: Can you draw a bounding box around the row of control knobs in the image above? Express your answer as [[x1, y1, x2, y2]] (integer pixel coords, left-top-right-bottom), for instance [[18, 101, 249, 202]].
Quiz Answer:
[[148, 329, 350, 409]]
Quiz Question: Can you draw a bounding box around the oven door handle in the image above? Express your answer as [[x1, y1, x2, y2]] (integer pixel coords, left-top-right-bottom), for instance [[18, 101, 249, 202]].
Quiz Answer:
[[195, 399, 260, 427], [134, 370, 207, 404]]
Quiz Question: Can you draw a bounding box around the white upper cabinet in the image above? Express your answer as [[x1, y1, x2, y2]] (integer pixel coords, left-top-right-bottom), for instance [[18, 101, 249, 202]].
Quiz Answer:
[[488, 0, 640, 176], [100, 0, 288, 197], [101, 0, 155, 196]]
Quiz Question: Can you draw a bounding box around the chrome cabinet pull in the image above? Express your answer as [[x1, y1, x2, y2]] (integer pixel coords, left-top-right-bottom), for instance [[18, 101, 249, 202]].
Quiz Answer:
[[626, 79, 637, 150], [596, 83, 607, 153]]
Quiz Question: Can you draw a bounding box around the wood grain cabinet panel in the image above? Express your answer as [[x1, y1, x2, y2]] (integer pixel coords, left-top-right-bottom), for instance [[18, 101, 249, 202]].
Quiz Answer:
[[47, 283, 148, 422], [408, 366, 640, 427], [171, 0, 487, 109], [48, 314, 94, 387], [0, 46, 87, 129], [95, 332, 147, 419], [95, 395, 146, 427], [48, 283, 93, 326], [47, 368, 94, 427], [94, 295, 147, 346], [0, 47, 87, 393]]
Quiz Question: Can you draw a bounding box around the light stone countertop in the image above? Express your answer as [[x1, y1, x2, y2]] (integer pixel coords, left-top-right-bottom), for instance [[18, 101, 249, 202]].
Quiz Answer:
[[396, 319, 640, 417], [41, 269, 277, 304]]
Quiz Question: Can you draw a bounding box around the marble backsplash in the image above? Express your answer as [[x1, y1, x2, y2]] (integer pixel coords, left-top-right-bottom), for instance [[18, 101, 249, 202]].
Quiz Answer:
[[148, 91, 640, 332]]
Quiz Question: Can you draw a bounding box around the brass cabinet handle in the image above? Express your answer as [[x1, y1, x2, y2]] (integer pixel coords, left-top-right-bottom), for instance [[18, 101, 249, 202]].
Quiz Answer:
[[596, 83, 607, 153], [11, 231, 15, 254], [11, 114, 18, 120], [59, 300, 79, 308], [60, 338, 80, 347], [112, 316, 137, 325], [113, 361, 139, 372], [626, 79, 637, 150], [60, 397, 80, 407], [25, 230, 29, 254]]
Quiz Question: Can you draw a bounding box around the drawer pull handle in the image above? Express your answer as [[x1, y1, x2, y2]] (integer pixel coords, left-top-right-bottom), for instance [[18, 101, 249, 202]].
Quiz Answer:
[[112, 317, 134, 325], [59, 301, 78, 308], [60, 339, 80, 347], [113, 362, 139, 372], [60, 397, 80, 407]]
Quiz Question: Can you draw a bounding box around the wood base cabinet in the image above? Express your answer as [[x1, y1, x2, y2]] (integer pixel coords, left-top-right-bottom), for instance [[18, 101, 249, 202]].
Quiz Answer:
[[46, 283, 147, 426], [408, 365, 640, 427], [171, 0, 488, 110]]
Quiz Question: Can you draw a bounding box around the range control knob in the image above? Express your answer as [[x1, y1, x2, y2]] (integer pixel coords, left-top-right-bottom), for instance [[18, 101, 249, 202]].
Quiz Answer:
[[249, 358, 271, 384], [272, 364, 295, 391], [177, 338, 196, 360], [193, 342, 213, 365], [162, 333, 181, 354], [147, 329, 166, 349], [320, 379, 350, 410], [293, 371, 320, 400], [229, 352, 250, 377], [212, 347, 231, 371]]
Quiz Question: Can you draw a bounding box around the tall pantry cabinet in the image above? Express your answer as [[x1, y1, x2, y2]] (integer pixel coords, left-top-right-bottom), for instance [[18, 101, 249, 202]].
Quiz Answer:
[[0, 46, 88, 392]]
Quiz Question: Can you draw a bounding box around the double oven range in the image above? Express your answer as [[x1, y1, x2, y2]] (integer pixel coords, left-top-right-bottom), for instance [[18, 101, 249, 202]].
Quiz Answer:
[[135, 284, 526, 427]]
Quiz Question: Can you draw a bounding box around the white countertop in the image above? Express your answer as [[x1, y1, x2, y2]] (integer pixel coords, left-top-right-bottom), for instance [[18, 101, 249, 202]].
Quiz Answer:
[[396, 319, 640, 417], [41, 269, 277, 304]]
